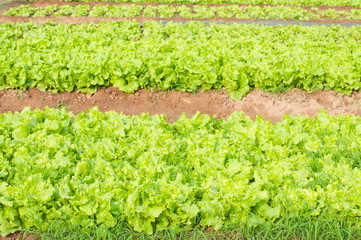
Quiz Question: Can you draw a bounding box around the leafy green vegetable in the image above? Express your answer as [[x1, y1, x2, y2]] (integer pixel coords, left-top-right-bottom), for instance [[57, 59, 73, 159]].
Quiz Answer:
[[104, 4, 143, 17], [52, 5, 74, 17], [1, 21, 361, 99], [2, 4, 36, 17], [17, 0, 361, 7], [88, 4, 109, 17], [4, 4, 361, 20], [1, 107, 361, 236], [143, 6, 157, 17], [32, 4, 58, 17], [71, 4, 90, 17], [125, 4, 144, 17], [157, 5, 176, 18], [177, 5, 196, 18], [193, 5, 217, 18]]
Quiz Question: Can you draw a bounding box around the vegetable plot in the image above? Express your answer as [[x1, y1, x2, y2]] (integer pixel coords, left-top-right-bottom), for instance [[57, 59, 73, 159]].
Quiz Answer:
[[1, 107, 361, 236], [18, 0, 361, 7], [4, 4, 361, 20], [1, 21, 361, 100]]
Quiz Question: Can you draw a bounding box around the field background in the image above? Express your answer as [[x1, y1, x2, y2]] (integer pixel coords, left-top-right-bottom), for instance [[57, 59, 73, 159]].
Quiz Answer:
[[1, 0, 361, 239]]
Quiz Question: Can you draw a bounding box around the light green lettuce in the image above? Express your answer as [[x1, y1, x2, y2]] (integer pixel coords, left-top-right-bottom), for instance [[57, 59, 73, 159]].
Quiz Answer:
[[1, 107, 361, 235]]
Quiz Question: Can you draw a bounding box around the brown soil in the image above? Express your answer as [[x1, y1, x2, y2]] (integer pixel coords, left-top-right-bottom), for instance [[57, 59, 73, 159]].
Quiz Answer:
[[1, 88, 361, 122], [0, 232, 40, 240]]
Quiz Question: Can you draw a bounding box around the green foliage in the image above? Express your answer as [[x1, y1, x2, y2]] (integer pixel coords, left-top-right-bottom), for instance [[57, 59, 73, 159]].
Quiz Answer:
[[4, 4, 361, 21], [71, 4, 90, 17], [157, 5, 177, 18], [177, 5, 196, 18], [104, 5, 143, 17], [32, 4, 58, 17], [17, 0, 361, 7], [1, 21, 361, 99], [143, 6, 157, 17], [88, 4, 109, 17], [52, 5, 74, 16], [21, 217, 361, 239], [104, 5, 126, 17], [1, 107, 361, 237], [193, 5, 217, 18], [2, 4, 36, 17], [122, 4, 143, 17]]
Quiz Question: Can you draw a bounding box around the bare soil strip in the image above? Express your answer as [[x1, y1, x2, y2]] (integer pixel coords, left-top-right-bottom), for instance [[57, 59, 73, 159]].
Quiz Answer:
[[2, 88, 361, 122], [0, 232, 39, 240]]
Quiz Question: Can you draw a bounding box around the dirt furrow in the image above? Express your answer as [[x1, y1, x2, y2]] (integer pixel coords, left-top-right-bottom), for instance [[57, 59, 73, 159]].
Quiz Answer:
[[2, 88, 361, 122]]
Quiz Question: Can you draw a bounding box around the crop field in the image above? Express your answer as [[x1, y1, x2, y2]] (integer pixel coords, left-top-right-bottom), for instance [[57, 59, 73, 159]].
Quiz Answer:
[[1, 0, 361, 239]]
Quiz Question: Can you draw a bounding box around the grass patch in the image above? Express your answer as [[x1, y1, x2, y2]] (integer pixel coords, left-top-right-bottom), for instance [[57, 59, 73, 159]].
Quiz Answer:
[[15, 216, 361, 240]]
